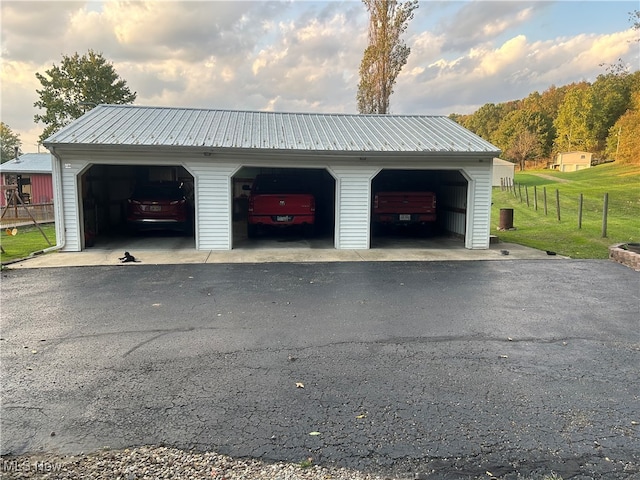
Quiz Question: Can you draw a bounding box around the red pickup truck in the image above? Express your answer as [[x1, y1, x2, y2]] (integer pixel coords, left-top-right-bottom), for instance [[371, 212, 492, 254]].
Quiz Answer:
[[372, 191, 437, 232], [246, 174, 316, 238]]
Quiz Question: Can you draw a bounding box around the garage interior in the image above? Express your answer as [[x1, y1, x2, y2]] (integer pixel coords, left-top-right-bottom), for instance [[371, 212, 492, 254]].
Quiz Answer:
[[80, 164, 195, 249], [78, 164, 469, 252], [232, 166, 335, 249], [370, 169, 469, 248]]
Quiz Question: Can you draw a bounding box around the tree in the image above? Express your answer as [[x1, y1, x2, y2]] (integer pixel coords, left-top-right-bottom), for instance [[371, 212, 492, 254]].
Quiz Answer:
[[631, 9, 640, 38], [606, 89, 640, 164], [0, 122, 22, 163], [553, 84, 592, 152], [34, 50, 137, 143], [357, 0, 418, 114], [588, 72, 633, 152], [492, 109, 552, 166], [508, 130, 541, 171]]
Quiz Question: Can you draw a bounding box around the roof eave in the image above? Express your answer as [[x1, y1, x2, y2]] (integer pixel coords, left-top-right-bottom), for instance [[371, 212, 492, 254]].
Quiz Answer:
[[44, 142, 500, 159]]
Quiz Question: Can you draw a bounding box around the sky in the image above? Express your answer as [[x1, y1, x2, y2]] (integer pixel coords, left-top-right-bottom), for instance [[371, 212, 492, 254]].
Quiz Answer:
[[1, 1, 638, 154]]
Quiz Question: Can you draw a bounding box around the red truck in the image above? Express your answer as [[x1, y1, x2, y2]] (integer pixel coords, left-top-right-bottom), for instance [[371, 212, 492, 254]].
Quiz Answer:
[[372, 191, 437, 232], [246, 174, 316, 238]]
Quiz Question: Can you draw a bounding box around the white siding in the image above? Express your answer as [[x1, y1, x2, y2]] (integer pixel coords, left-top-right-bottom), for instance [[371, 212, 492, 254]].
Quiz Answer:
[[329, 165, 379, 250], [462, 164, 492, 249], [187, 162, 239, 250], [439, 185, 467, 237], [59, 159, 89, 252]]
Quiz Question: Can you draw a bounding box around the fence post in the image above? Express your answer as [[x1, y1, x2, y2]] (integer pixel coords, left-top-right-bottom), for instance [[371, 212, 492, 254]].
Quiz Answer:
[[602, 193, 609, 238], [518, 183, 523, 202], [534, 185, 538, 211], [578, 193, 583, 229], [556, 189, 561, 222], [525, 185, 530, 207], [543, 187, 548, 215]]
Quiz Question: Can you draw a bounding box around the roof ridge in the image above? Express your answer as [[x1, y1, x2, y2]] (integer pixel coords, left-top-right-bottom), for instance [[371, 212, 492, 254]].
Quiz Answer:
[[94, 104, 448, 119]]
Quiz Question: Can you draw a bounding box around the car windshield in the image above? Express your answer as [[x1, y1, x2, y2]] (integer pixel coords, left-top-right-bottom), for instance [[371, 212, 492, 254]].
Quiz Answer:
[[132, 184, 184, 200]]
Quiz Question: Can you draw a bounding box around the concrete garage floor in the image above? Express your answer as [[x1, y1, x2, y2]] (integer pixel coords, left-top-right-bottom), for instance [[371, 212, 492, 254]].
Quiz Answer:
[[9, 229, 564, 268], [6, 219, 566, 269]]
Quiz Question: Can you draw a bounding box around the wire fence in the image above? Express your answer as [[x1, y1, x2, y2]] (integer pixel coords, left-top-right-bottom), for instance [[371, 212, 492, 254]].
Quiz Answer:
[[498, 178, 610, 237]]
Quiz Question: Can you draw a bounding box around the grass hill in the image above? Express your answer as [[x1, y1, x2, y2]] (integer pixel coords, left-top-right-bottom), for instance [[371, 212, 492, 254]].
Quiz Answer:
[[491, 163, 640, 258]]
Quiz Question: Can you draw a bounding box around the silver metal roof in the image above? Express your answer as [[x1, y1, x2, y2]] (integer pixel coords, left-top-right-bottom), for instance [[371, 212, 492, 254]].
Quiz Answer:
[[0, 153, 52, 173], [44, 105, 500, 155]]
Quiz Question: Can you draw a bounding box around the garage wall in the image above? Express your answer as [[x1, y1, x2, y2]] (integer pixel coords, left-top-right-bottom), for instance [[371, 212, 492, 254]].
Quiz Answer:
[[59, 158, 89, 251], [187, 161, 238, 250], [51, 150, 493, 252], [463, 163, 492, 249], [329, 165, 379, 249], [439, 185, 467, 237]]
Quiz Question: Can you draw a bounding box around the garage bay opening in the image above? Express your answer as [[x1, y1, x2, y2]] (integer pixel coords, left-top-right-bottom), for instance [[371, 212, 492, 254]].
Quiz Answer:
[[371, 169, 468, 248], [232, 167, 335, 249], [80, 165, 195, 250]]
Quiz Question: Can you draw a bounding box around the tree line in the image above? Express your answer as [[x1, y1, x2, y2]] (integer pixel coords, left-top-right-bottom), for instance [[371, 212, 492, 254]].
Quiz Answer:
[[450, 69, 640, 170]]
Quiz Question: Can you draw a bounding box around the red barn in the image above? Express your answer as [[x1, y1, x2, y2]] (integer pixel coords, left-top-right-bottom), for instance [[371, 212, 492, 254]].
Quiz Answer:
[[1, 153, 53, 207]]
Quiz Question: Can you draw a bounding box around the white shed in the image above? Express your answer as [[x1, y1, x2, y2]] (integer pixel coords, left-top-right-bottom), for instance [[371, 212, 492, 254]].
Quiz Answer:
[[492, 158, 515, 187], [43, 105, 500, 252]]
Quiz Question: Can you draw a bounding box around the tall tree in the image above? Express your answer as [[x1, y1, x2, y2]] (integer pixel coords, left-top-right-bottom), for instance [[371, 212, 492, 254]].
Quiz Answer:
[[553, 84, 592, 151], [631, 9, 640, 38], [606, 89, 640, 164], [357, 0, 418, 114], [34, 50, 137, 143], [0, 122, 22, 163], [588, 72, 633, 152]]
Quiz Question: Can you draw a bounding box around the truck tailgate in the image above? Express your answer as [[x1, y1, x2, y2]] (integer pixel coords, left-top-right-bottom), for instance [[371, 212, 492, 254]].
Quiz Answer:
[[375, 192, 436, 213], [250, 194, 314, 215]]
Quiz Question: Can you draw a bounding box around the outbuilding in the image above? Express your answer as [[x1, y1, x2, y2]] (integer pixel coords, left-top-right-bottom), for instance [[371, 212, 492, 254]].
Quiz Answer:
[[43, 105, 500, 252], [1, 153, 54, 207], [492, 158, 515, 187]]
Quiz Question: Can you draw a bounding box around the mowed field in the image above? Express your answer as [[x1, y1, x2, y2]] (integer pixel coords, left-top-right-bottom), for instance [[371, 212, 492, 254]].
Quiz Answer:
[[491, 163, 640, 259]]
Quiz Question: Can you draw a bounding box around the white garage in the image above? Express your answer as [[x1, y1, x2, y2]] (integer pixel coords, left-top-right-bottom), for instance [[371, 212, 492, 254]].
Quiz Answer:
[[43, 105, 500, 252]]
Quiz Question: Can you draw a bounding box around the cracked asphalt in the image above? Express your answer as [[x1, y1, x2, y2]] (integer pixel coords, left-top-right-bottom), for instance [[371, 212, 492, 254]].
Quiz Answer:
[[1, 260, 639, 479]]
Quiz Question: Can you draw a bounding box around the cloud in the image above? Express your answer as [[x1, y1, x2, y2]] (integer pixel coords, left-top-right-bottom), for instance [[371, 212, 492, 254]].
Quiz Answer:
[[436, 1, 547, 52], [393, 29, 638, 115]]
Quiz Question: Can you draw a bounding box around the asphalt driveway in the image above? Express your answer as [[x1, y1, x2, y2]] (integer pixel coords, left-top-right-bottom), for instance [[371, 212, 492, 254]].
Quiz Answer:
[[1, 260, 639, 479]]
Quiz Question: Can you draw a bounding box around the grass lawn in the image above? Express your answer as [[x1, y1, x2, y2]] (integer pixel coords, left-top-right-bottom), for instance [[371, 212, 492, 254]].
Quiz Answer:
[[0, 224, 57, 264], [491, 163, 640, 259]]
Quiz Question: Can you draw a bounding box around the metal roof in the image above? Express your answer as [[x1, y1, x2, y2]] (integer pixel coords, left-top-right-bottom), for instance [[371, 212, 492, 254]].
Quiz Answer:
[[0, 153, 52, 173], [44, 105, 500, 155]]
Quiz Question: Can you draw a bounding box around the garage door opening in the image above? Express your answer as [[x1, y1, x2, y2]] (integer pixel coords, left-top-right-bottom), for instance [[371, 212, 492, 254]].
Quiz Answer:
[[371, 169, 468, 247], [232, 167, 335, 249], [79, 164, 195, 250]]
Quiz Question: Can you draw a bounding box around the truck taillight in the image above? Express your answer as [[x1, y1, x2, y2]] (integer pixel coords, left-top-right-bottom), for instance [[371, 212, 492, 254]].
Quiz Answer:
[[374, 195, 379, 209], [248, 197, 254, 213], [310, 197, 316, 212]]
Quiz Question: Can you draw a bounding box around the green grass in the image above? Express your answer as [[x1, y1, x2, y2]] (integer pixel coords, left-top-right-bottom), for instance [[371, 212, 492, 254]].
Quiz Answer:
[[492, 163, 640, 259], [0, 224, 57, 264]]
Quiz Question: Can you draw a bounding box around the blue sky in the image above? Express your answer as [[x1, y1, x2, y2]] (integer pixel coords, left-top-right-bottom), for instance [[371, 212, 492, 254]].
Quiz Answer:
[[1, 1, 638, 153]]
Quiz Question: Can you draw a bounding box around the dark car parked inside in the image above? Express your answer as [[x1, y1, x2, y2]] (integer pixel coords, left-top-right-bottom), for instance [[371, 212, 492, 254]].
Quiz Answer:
[[126, 181, 192, 234]]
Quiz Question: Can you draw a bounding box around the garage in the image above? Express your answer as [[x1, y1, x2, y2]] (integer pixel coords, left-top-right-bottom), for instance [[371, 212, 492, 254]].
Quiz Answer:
[[231, 167, 335, 248], [79, 164, 195, 247], [43, 105, 500, 253], [370, 169, 468, 246]]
